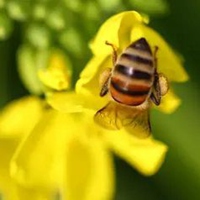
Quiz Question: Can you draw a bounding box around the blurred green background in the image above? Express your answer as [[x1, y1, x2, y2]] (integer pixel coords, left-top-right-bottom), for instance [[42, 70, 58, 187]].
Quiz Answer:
[[0, 0, 200, 200]]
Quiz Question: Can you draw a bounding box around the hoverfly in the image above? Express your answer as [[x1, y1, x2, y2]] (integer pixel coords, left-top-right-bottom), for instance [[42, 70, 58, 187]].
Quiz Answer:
[[94, 37, 169, 138]]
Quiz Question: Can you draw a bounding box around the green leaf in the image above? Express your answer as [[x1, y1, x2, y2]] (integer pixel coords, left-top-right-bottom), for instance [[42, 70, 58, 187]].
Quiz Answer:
[[97, 0, 122, 12], [63, 0, 82, 12], [129, 0, 169, 15], [32, 3, 47, 20], [26, 23, 51, 49], [17, 45, 49, 95], [59, 28, 83, 56], [0, 0, 5, 9], [6, 0, 31, 21], [83, 1, 100, 20], [0, 13, 13, 40], [46, 9, 66, 31]]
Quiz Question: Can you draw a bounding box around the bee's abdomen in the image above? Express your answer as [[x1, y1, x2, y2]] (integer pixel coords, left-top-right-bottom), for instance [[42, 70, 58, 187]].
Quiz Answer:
[[110, 75, 152, 106], [115, 64, 152, 80], [110, 39, 154, 106]]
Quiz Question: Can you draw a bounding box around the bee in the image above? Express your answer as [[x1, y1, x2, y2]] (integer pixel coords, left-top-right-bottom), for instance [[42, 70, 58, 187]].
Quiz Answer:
[[94, 37, 169, 138]]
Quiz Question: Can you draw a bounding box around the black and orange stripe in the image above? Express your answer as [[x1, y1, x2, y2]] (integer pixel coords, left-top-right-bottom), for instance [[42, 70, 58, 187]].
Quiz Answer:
[[109, 38, 155, 106], [115, 64, 152, 80]]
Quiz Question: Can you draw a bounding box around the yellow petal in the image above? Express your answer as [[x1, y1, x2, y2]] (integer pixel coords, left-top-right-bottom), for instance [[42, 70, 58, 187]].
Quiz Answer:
[[0, 97, 53, 200], [62, 131, 114, 200], [0, 138, 54, 200], [76, 55, 111, 96], [46, 92, 106, 113], [77, 11, 188, 107], [38, 49, 72, 91], [0, 138, 20, 200], [103, 130, 168, 176], [11, 110, 114, 200], [16, 187, 57, 200], [158, 89, 181, 114], [0, 96, 44, 139], [130, 24, 189, 82], [90, 11, 143, 56], [117, 11, 143, 50], [10, 110, 73, 189]]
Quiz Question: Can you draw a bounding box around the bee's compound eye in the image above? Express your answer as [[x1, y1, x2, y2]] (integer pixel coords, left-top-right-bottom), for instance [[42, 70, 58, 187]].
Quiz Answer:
[[159, 74, 169, 96]]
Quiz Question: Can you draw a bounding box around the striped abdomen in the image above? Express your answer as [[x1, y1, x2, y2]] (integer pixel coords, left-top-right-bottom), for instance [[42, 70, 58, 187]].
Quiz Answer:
[[110, 38, 155, 106]]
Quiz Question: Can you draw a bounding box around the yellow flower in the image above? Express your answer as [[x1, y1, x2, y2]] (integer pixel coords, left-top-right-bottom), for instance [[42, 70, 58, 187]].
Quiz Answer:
[[46, 92, 168, 176], [17, 46, 72, 95], [38, 49, 72, 91], [43, 11, 189, 185], [76, 11, 189, 114], [11, 11, 178, 199], [1, 11, 188, 200], [0, 96, 56, 200], [9, 94, 167, 200], [10, 107, 115, 200]]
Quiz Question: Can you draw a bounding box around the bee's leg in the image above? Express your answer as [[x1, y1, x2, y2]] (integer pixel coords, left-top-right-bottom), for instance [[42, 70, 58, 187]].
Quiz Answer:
[[100, 41, 117, 97], [150, 73, 169, 105], [158, 73, 169, 96], [99, 68, 112, 97], [150, 73, 161, 106], [151, 46, 169, 105], [105, 41, 118, 65], [153, 46, 159, 69]]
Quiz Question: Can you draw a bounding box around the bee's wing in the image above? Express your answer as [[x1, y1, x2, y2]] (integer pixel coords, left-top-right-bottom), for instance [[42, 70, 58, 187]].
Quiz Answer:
[[122, 108, 151, 138], [94, 102, 122, 130], [94, 102, 151, 138]]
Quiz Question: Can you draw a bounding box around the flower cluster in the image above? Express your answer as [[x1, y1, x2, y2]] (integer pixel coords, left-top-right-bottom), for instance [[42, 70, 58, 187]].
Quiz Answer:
[[0, 11, 188, 200]]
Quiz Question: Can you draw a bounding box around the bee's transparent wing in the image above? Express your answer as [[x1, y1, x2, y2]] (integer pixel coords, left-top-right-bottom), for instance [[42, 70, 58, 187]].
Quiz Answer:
[[94, 102, 122, 130], [122, 108, 151, 138], [94, 102, 151, 138]]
